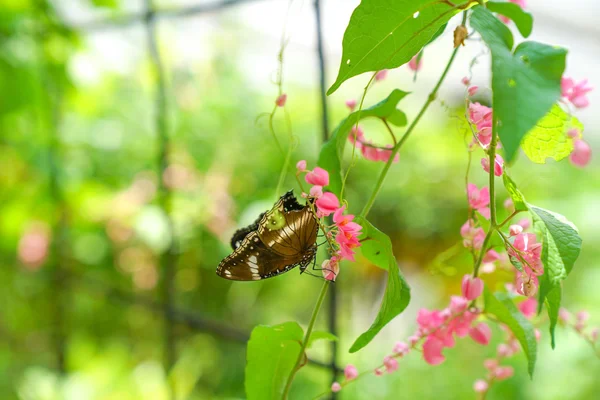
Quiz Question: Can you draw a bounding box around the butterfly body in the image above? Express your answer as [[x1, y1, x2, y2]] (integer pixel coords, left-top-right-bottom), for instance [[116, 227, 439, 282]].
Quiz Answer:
[[216, 191, 318, 281]]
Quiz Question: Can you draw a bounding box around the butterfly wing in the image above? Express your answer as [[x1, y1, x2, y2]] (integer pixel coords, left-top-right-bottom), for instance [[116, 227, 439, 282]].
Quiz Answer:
[[230, 212, 265, 249], [257, 206, 318, 259]]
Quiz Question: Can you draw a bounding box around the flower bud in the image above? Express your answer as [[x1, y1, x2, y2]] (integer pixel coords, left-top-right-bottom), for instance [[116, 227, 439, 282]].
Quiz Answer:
[[461, 275, 484, 300], [509, 224, 523, 236], [344, 364, 358, 381], [275, 93, 287, 107], [473, 379, 489, 393], [331, 382, 341, 392]]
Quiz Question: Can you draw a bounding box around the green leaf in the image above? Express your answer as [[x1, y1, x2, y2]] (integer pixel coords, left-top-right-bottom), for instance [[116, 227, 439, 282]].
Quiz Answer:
[[470, 7, 567, 163], [508, 255, 524, 272], [486, 1, 534, 38], [502, 173, 528, 212], [327, 0, 473, 94], [349, 217, 411, 352], [529, 205, 582, 345], [484, 288, 537, 377], [245, 322, 303, 400], [521, 104, 584, 163], [317, 89, 409, 196], [307, 331, 338, 348], [427, 22, 448, 45], [91, 0, 119, 8]]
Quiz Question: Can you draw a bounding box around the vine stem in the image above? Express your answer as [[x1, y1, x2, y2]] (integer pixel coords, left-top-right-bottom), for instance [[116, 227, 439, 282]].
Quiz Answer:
[[282, 280, 330, 399], [360, 12, 467, 218]]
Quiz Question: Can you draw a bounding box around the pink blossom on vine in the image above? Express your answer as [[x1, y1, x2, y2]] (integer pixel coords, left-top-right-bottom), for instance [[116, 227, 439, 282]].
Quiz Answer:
[[493, 366, 514, 381], [469, 102, 493, 146], [515, 272, 538, 297], [483, 359, 498, 370], [473, 379, 489, 393], [518, 297, 538, 318], [561, 77, 593, 109], [344, 364, 358, 380], [509, 224, 523, 237], [481, 154, 504, 176], [345, 99, 357, 111], [375, 69, 388, 81], [504, 198, 514, 211], [462, 77, 471, 86], [567, 128, 581, 139], [305, 167, 329, 186], [331, 382, 341, 392], [374, 368, 383, 376], [461, 220, 486, 250], [408, 55, 422, 72], [462, 275, 484, 300], [349, 126, 365, 147], [468, 86, 479, 96], [383, 355, 399, 372], [423, 336, 445, 365], [309, 185, 323, 198], [559, 308, 571, 323], [393, 341, 410, 355], [449, 295, 468, 313], [509, 233, 543, 276], [336, 228, 361, 262], [315, 192, 339, 217], [591, 328, 599, 342], [569, 139, 591, 167], [575, 311, 589, 331], [296, 160, 307, 172], [469, 322, 492, 345], [333, 206, 361, 235], [497, 343, 512, 357], [483, 249, 500, 263], [275, 93, 287, 107], [517, 218, 531, 230], [467, 183, 490, 210], [322, 258, 339, 281]]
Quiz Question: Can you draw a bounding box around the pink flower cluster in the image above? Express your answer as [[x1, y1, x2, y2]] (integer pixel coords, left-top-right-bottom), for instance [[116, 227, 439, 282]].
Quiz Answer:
[[507, 232, 543, 297], [411, 275, 489, 365], [561, 77, 593, 109], [460, 219, 485, 250], [567, 128, 592, 168], [348, 126, 400, 163], [467, 183, 490, 219], [469, 102, 493, 147], [296, 161, 363, 280], [473, 296, 540, 396], [559, 308, 599, 343]]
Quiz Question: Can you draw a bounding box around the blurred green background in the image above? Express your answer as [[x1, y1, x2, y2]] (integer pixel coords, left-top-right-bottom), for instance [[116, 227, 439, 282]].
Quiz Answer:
[[1, 0, 598, 399]]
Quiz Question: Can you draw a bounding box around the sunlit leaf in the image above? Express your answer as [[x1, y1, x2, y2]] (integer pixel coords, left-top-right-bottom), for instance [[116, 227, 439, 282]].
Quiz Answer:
[[502, 173, 528, 212]]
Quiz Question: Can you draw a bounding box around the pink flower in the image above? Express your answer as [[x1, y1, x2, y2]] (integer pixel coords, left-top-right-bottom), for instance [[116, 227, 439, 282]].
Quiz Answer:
[[481, 154, 504, 176], [569, 139, 592, 168], [504, 198, 514, 211], [315, 192, 339, 217], [423, 336, 445, 365], [344, 364, 358, 380], [494, 366, 514, 381], [467, 183, 490, 210], [561, 78, 593, 109], [18, 224, 50, 270], [408, 55, 422, 71], [322, 258, 339, 281], [345, 99, 357, 111], [469, 322, 492, 345], [497, 343, 512, 357], [517, 218, 531, 230], [393, 341, 409, 355], [468, 86, 479, 96], [333, 206, 362, 235], [519, 297, 538, 318], [336, 230, 360, 262], [462, 275, 484, 300], [383, 356, 399, 373], [348, 126, 365, 147], [509, 233, 543, 275], [567, 128, 580, 139], [449, 295, 468, 314], [305, 167, 329, 186], [375, 69, 388, 81], [275, 93, 287, 107], [473, 379, 489, 393], [331, 382, 341, 392], [460, 220, 486, 250], [515, 272, 538, 297], [462, 76, 471, 86], [558, 308, 571, 324], [483, 359, 498, 370], [374, 368, 383, 376], [590, 328, 599, 342], [296, 160, 307, 172], [469, 102, 493, 146], [483, 249, 500, 263], [509, 224, 523, 237], [309, 185, 323, 198]]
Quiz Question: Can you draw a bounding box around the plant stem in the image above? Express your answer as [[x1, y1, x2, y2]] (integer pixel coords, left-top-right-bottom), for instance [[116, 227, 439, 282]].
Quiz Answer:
[[359, 39, 463, 217], [282, 280, 330, 399]]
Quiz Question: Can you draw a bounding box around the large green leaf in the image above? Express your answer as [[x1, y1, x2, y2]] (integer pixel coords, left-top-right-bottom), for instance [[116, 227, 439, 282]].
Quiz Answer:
[[349, 217, 411, 352], [484, 288, 537, 377], [521, 104, 584, 164], [470, 7, 567, 163], [328, 0, 474, 94], [529, 205, 582, 346], [486, 1, 533, 38], [317, 89, 408, 196], [245, 322, 303, 400], [502, 173, 528, 212]]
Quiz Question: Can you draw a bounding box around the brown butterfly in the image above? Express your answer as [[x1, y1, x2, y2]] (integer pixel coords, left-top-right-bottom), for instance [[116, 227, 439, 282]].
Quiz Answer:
[[216, 190, 319, 281]]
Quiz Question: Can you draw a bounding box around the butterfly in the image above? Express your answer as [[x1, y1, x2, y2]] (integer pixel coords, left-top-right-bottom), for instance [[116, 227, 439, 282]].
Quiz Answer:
[[216, 190, 319, 281]]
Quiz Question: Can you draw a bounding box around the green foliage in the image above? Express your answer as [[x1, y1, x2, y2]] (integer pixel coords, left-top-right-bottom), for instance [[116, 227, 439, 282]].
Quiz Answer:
[[245, 322, 304, 400], [530, 206, 582, 346], [521, 104, 584, 163], [307, 331, 338, 348], [486, 1, 533, 38], [327, 0, 473, 94], [90, 0, 119, 8], [502, 173, 528, 212], [484, 288, 537, 377], [470, 6, 567, 163], [349, 217, 411, 353], [317, 89, 408, 196]]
